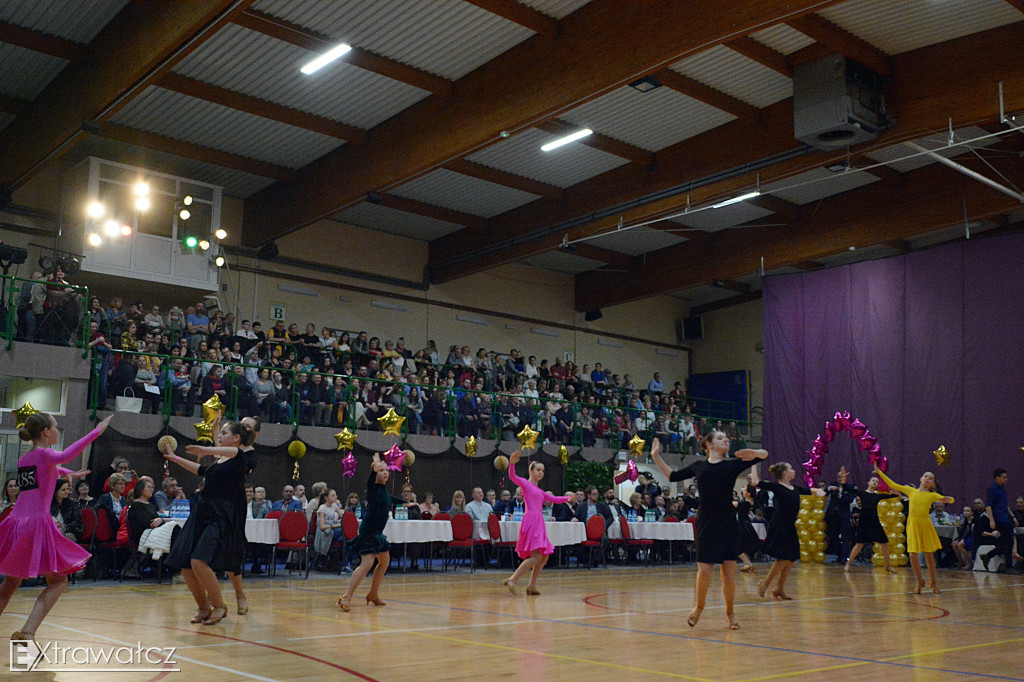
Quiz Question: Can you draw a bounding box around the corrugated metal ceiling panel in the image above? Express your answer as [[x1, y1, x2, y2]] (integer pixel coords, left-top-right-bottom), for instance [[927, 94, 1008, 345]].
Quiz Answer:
[[864, 125, 999, 173], [819, 0, 1022, 55], [172, 24, 428, 130], [670, 44, 792, 109], [109, 87, 345, 169], [390, 169, 539, 218], [750, 24, 814, 55], [763, 166, 880, 205], [0, 0, 127, 42], [585, 226, 686, 256], [465, 127, 629, 188], [519, 0, 592, 19], [0, 43, 66, 99], [522, 249, 604, 274], [560, 86, 736, 152], [669, 201, 774, 231], [253, 0, 533, 80], [334, 202, 463, 241]]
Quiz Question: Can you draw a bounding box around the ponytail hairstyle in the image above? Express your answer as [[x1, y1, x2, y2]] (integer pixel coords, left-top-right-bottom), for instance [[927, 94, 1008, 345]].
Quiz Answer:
[[19, 412, 53, 442], [768, 462, 791, 481], [700, 429, 725, 454], [242, 415, 262, 433], [222, 420, 256, 447]]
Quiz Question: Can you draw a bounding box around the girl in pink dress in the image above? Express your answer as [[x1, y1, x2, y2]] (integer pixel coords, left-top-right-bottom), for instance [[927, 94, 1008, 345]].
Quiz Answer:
[[502, 450, 574, 596], [0, 413, 111, 641]]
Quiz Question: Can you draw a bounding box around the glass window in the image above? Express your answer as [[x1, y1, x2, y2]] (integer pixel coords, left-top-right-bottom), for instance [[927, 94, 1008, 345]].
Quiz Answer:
[[137, 191, 176, 239], [0, 376, 64, 413]]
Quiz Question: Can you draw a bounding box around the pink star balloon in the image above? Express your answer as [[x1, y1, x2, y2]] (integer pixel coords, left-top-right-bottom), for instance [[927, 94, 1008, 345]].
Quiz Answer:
[[384, 443, 406, 471], [341, 452, 357, 479]]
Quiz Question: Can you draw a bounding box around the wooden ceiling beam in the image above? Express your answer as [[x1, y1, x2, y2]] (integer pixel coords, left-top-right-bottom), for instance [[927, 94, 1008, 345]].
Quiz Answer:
[[690, 290, 763, 316], [884, 238, 912, 254], [158, 73, 366, 143], [656, 69, 759, 123], [462, 0, 559, 39], [566, 243, 636, 270], [376, 194, 488, 231], [726, 37, 791, 76], [785, 14, 891, 76], [0, 93, 30, 117], [232, 10, 452, 97], [747, 193, 800, 221], [0, 1, 253, 190], [91, 121, 295, 183], [445, 158, 561, 199], [242, 0, 837, 245], [428, 22, 1024, 284], [575, 158, 1023, 310], [534, 119, 654, 166], [787, 41, 832, 68], [0, 20, 88, 62]]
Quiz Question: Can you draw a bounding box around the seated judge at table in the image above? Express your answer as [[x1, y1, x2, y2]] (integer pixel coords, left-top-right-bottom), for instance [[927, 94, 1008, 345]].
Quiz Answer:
[[465, 487, 493, 521], [574, 485, 614, 527]]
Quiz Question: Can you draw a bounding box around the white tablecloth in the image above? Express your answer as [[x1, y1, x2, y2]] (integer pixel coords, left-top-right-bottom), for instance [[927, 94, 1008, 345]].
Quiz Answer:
[[246, 518, 280, 544], [932, 524, 956, 540], [472, 519, 585, 546], [754, 523, 767, 540], [384, 519, 453, 544], [608, 521, 694, 541]]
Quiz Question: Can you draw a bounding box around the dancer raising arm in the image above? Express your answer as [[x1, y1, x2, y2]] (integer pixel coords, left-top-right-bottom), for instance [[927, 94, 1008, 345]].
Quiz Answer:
[[338, 453, 402, 611], [757, 462, 827, 601], [652, 432, 768, 629], [0, 413, 112, 641], [502, 450, 575, 596], [874, 467, 952, 594], [837, 466, 899, 573]]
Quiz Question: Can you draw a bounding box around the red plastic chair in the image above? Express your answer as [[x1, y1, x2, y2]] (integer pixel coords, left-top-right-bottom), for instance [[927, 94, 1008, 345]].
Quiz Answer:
[[420, 511, 432, 520], [266, 510, 284, 520], [580, 515, 607, 569], [75, 507, 98, 583], [487, 513, 516, 567], [434, 512, 451, 521], [272, 511, 310, 578], [444, 513, 475, 572], [618, 516, 654, 566], [95, 507, 130, 581]]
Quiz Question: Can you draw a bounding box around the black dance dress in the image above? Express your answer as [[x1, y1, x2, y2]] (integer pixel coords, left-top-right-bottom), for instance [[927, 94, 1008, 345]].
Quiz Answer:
[[166, 450, 246, 572], [842, 483, 895, 545], [348, 470, 403, 556], [736, 500, 760, 557], [669, 458, 755, 564], [758, 481, 809, 561], [226, 448, 260, 573]]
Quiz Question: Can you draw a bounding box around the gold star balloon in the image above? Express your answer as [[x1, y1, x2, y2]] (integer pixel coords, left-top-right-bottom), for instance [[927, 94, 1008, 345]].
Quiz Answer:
[[627, 434, 645, 459], [377, 408, 406, 437], [516, 425, 539, 452], [194, 420, 214, 444], [933, 445, 950, 467], [334, 428, 357, 452], [13, 401, 41, 428], [202, 395, 225, 423], [558, 445, 569, 465], [465, 435, 477, 458]]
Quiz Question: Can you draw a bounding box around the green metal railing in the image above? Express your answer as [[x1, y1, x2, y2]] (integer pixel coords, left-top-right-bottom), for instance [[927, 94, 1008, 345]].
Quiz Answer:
[[2, 274, 90, 355]]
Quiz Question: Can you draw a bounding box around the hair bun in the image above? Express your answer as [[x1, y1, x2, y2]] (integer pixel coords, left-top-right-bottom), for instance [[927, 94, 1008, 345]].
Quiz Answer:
[[18, 426, 32, 441]]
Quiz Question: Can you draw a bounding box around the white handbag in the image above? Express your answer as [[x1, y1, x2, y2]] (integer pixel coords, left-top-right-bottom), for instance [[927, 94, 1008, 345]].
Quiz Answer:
[[115, 387, 143, 413]]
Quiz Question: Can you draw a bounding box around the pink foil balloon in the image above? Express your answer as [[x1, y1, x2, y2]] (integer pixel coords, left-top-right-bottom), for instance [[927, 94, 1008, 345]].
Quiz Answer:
[[384, 443, 406, 471], [849, 419, 868, 438], [858, 435, 877, 451], [824, 422, 835, 443], [833, 412, 846, 432], [341, 452, 357, 479], [626, 459, 639, 483]]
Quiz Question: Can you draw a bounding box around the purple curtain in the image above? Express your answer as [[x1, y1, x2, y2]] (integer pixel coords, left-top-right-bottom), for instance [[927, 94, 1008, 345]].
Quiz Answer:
[[763, 234, 1024, 505]]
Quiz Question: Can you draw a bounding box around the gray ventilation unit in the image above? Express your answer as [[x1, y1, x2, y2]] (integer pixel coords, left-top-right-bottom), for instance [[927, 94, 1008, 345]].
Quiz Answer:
[[793, 53, 887, 150]]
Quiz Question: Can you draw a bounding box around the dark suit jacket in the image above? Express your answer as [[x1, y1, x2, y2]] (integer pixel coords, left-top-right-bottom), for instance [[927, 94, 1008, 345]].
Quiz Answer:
[[552, 501, 579, 522], [574, 501, 614, 530], [91, 492, 126, 535]]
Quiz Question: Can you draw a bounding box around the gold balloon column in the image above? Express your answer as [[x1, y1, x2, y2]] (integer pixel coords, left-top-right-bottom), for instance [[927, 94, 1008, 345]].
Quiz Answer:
[[796, 494, 827, 562], [872, 497, 909, 566]]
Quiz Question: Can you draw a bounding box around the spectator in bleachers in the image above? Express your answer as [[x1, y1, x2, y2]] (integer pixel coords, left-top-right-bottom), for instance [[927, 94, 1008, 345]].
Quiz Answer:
[[272, 485, 303, 513], [648, 372, 664, 394]]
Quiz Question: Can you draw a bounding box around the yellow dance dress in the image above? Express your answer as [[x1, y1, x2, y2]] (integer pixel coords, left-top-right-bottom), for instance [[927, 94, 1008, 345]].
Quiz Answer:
[[876, 470, 951, 553]]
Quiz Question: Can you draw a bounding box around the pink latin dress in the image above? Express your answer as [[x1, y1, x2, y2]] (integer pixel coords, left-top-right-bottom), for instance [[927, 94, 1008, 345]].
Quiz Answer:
[[507, 465, 573, 559], [0, 424, 104, 578]]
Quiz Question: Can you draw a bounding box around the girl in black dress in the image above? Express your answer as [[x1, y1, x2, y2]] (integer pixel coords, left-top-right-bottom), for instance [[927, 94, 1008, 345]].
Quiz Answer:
[[735, 483, 760, 572], [224, 415, 261, 615], [757, 462, 826, 600], [337, 453, 403, 612], [162, 420, 253, 626], [837, 466, 898, 573], [652, 432, 767, 630]]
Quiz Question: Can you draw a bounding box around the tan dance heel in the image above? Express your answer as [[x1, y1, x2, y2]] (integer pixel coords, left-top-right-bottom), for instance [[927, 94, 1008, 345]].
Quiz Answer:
[[11, 630, 34, 642], [202, 606, 227, 625], [502, 578, 518, 595], [190, 609, 211, 624], [366, 595, 386, 606], [772, 590, 792, 600], [526, 587, 540, 596], [338, 596, 351, 612], [237, 597, 249, 615]]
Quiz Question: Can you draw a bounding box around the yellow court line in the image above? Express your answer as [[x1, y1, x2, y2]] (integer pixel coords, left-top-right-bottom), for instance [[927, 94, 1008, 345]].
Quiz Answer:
[[736, 636, 1024, 681], [274, 607, 716, 681]]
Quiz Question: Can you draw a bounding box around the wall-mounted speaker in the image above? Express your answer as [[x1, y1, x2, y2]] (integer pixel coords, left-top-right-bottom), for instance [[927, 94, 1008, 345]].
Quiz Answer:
[[584, 308, 603, 322], [682, 315, 703, 341], [257, 242, 279, 260]]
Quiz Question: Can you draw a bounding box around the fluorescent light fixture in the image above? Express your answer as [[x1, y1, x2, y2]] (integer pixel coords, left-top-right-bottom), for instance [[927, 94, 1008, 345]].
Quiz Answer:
[[371, 300, 406, 312], [711, 190, 760, 209], [505, 324, 515, 330], [656, 349, 678, 357], [456, 314, 488, 326], [597, 338, 623, 348], [278, 284, 318, 297], [541, 128, 593, 152], [300, 44, 352, 75], [530, 327, 559, 337]]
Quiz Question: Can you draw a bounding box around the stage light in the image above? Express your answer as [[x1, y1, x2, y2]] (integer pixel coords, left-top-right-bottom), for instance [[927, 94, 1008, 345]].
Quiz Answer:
[[215, 229, 227, 240], [179, 209, 190, 221], [183, 195, 193, 206], [135, 196, 150, 211], [134, 181, 149, 197], [103, 219, 120, 236], [184, 236, 198, 249], [120, 225, 132, 236], [215, 255, 225, 267], [88, 233, 102, 247], [198, 239, 210, 251], [86, 201, 105, 219]]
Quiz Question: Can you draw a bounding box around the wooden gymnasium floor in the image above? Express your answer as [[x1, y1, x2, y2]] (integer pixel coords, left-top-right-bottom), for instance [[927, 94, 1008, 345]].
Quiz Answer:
[[1, 563, 1022, 681]]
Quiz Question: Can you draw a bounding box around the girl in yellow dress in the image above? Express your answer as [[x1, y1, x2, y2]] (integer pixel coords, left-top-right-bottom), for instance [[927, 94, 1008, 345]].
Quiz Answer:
[[875, 467, 953, 594]]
